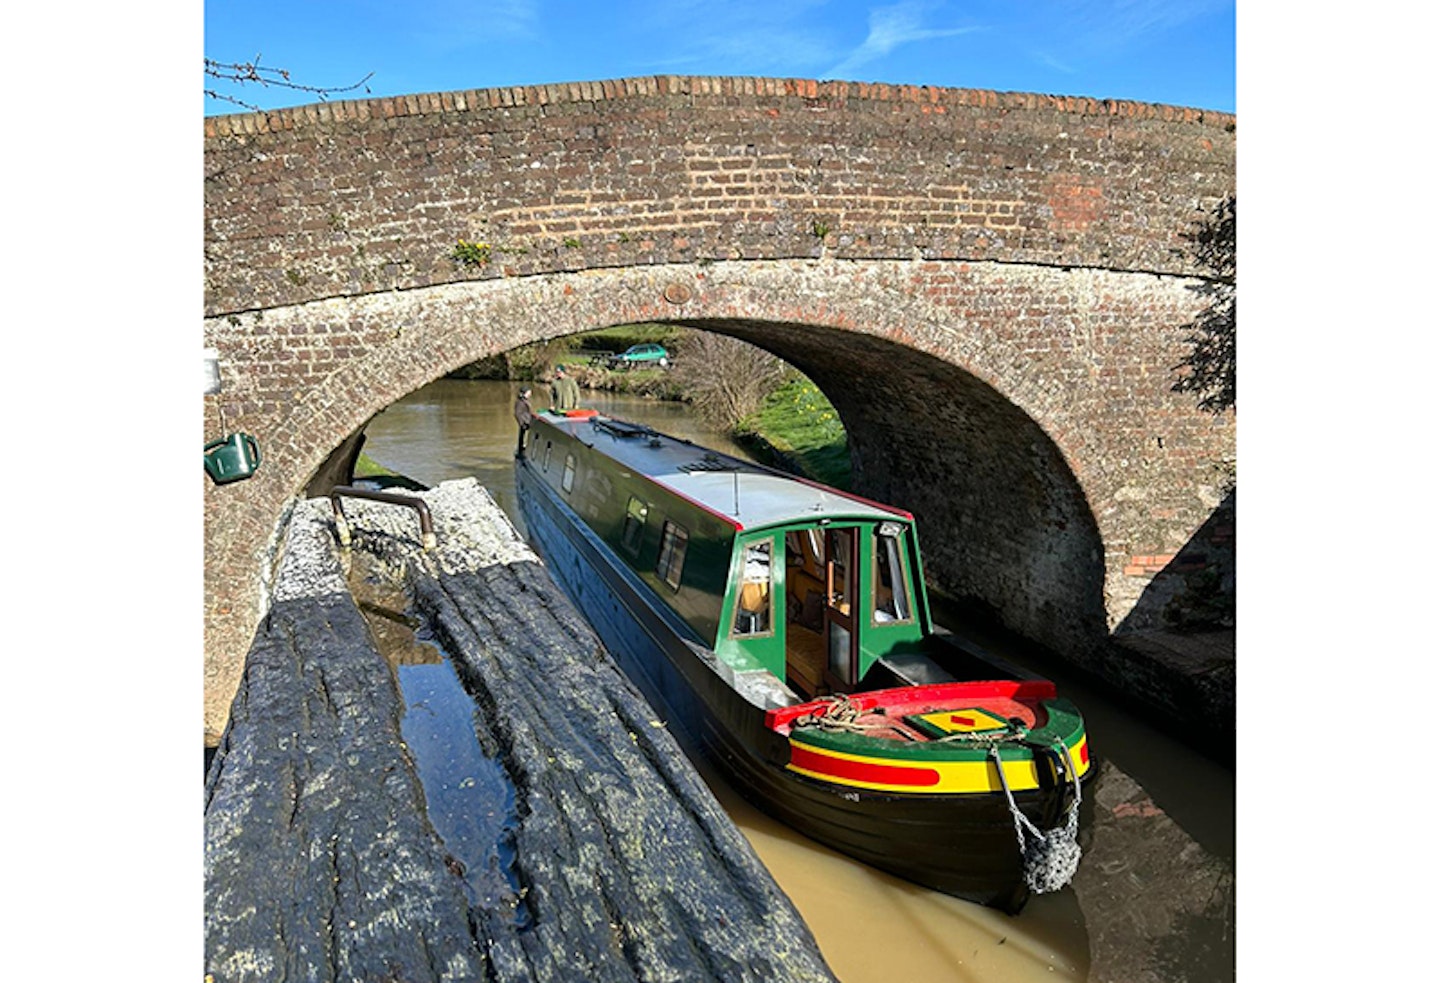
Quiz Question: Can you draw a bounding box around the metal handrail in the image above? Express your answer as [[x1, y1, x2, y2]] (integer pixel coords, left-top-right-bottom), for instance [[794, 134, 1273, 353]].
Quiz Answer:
[[329, 485, 437, 551]]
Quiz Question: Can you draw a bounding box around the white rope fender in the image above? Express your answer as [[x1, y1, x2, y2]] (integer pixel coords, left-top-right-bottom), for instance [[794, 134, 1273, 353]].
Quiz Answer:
[[989, 740, 1083, 894], [794, 698, 1084, 892]]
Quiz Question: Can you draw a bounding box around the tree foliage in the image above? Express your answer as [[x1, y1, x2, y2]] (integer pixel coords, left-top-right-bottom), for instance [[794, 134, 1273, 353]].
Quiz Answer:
[[1172, 195, 1236, 414], [670, 331, 788, 430], [204, 56, 374, 112]]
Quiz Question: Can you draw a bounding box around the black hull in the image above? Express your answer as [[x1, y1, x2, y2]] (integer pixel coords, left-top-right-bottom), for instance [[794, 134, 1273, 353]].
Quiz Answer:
[[518, 460, 1068, 912]]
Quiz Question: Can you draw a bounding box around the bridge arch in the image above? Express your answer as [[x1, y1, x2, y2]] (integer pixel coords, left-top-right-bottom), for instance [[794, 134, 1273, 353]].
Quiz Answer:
[[204, 76, 1234, 742]]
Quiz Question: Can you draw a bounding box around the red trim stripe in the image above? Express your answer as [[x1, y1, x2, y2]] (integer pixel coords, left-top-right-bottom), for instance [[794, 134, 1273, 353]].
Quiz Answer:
[[659, 483, 745, 531], [765, 678, 1056, 730], [789, 745, 940, 787]]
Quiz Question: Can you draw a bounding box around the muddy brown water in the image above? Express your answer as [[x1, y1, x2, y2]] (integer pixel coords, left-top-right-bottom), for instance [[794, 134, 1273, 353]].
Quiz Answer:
[[358, 378, 1233, 981]]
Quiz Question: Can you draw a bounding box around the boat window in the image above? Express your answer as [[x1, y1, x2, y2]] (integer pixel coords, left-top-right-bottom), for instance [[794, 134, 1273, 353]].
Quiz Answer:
[[655, 520, 689, 592], [543, 441, 552, 471], [561, 454, 576, 494], [620, 496, 648, 556], [804, 529, 823, 573], [872, 523, 914, 625], [731, 539, 773, 637], [827, 527, 853, 618]]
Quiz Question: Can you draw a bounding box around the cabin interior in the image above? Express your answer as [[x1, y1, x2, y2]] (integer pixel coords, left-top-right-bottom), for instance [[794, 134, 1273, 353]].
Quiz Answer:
[[735, 523, 918, 701]]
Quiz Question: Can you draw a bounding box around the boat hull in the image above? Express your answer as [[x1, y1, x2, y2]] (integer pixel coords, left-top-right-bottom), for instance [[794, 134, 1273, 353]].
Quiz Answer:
[[518, 460, 1071, 912]]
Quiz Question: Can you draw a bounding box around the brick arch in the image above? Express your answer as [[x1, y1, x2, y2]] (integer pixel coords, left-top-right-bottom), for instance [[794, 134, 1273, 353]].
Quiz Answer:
[[203, 76, 1235, 741]]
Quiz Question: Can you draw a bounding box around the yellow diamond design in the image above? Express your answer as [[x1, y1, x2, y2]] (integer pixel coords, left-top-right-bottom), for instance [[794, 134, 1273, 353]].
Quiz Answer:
[[916, 707, 1009, 734]]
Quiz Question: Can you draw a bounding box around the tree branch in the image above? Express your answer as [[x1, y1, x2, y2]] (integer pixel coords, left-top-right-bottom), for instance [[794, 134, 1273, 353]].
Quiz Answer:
[[204, 55, 374, 112]]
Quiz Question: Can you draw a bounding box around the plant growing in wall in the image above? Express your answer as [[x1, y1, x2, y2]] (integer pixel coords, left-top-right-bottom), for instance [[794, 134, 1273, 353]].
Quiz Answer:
[[451, 239, 493, 266]]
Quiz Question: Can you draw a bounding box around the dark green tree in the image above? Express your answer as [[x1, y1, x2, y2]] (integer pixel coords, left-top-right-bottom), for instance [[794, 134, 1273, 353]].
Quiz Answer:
[[1172, 195, 1236, 413]]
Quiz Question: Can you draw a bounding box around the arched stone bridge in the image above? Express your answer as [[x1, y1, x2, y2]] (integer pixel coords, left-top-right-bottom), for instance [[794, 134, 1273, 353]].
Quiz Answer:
[[203, 75, 1235, 744]]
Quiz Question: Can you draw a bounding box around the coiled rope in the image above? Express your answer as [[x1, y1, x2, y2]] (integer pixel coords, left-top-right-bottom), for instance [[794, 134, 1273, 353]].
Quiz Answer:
[[790, 694, 890, 733], [989, 740, 1083, 894]]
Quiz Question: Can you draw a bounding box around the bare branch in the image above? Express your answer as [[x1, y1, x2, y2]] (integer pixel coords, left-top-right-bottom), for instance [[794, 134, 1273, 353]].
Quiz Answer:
[[670, 332, 788, 429], [204, 55, 374, 112]]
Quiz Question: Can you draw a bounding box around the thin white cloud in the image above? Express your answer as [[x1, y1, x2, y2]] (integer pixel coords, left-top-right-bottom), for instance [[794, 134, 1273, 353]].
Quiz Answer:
[[825, 1, 978, 79], [1004, 0, 1231, 91], [408, 0, 541, 51], [633, 0, 841, 75], [1033, 50, 1076, 75], [1044, 0, 1231, 57]]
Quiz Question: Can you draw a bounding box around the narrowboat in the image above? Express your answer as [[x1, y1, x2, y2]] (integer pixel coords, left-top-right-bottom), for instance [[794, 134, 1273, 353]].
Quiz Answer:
[[515, 407, 1092, 913]]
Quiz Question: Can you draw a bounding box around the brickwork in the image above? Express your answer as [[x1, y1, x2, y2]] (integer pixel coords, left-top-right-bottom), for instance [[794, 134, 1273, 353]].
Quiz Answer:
[[205, 74, 1232, 317], [203, 76, 1235, 742]]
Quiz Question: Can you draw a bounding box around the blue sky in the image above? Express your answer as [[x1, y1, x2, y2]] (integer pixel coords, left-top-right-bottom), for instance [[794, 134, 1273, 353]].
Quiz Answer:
[[204, 0, 1234, 116]]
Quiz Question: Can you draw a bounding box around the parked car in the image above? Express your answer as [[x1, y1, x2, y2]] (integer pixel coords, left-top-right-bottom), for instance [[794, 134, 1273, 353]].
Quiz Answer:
[[607, 344, 670, 369]]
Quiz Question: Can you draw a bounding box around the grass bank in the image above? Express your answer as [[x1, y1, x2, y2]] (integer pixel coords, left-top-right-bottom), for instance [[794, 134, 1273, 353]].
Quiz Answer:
[[736, 376, 852, 490], [353, 452, 428, 491]]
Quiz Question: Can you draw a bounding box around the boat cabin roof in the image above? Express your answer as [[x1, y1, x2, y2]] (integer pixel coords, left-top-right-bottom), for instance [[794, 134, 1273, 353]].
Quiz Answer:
[[540, 412, 909, 532]]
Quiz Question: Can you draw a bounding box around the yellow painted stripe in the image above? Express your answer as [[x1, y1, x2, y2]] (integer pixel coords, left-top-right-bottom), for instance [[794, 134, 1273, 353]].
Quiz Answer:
[[787, 736, 1091, 795]]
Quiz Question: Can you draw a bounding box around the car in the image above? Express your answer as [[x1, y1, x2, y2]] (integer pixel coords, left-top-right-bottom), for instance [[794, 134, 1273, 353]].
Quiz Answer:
[[607, 344, 670, 370]]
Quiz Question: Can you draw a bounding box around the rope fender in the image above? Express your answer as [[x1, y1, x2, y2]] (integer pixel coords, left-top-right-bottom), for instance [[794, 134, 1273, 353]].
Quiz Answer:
[[989, 740, 1083, 894]]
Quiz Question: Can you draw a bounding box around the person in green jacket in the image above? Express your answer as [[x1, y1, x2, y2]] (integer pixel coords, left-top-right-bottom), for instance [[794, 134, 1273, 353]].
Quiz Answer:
[[553, 365, 581, 411]]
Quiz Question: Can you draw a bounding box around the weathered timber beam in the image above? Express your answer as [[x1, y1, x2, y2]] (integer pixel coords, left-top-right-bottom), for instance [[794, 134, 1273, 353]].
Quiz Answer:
[[203, 500, 484, 982], [205, 479, 837, 982]]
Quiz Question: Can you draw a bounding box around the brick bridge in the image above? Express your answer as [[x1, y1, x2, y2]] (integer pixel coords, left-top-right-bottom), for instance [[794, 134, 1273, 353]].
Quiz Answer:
[[203, 75, 1235, 744]]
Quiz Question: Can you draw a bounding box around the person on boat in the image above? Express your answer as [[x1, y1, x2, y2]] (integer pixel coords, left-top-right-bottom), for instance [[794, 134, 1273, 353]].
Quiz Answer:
[[553, 365, 581, 411], [513, 387, 534, 458]]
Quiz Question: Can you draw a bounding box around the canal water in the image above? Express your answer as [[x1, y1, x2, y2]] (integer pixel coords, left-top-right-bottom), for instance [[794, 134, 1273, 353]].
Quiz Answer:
[[360, 378, 1233, 982]]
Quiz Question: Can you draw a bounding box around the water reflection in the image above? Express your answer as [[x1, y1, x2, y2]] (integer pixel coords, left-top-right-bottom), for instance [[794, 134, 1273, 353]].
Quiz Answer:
[[362, 378, 1096, 981], [399, 657, 528, 919], [352, 560, 529, 926]]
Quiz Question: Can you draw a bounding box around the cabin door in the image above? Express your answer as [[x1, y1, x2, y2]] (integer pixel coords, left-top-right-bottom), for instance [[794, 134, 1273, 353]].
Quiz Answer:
[[822, 526, 859, 691]]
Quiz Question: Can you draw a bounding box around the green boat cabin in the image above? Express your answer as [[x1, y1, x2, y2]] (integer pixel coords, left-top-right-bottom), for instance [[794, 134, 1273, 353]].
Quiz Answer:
[[525, 410, 934, 699]]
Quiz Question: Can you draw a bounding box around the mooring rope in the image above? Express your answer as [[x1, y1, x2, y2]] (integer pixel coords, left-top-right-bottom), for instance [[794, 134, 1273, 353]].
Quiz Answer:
[[989, 739, 1084, 894], [935, 716, 1031, 746], [790, 694, 892, 733]]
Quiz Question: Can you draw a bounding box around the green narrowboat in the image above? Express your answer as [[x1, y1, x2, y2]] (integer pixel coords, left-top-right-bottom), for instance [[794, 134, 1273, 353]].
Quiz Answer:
[[516, 407, 1092, 912]]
